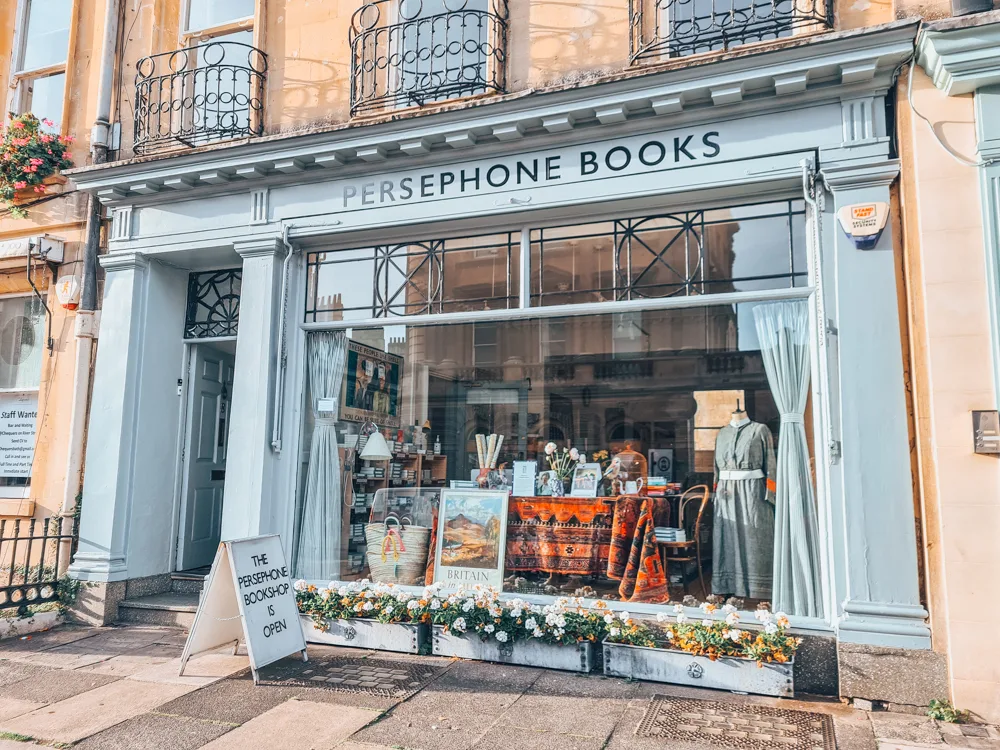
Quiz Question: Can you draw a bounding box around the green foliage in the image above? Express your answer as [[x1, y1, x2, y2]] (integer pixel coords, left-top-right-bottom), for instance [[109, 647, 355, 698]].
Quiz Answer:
[[927, 699, 968, 724], [0, 112, 73, 218]]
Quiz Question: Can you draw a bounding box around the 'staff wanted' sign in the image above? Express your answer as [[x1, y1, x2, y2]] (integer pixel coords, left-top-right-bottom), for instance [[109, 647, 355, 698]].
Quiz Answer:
[[179, 535, 307, 682]]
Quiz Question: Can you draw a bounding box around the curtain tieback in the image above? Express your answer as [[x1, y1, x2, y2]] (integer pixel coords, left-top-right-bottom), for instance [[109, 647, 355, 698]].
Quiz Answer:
[[780, 413, 804, 424], [314, 416, 338, 426]]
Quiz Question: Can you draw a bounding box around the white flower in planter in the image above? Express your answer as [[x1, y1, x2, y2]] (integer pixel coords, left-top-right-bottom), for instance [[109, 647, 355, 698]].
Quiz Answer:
[[701, 619, 713, 628], [656, 612, 670, 623], [609, 627, 621, 637], [764, 622, 779, 635], [725, 612, 740, 626], [729, 629, 743, 642], [406, 600, 420, 611], [775, 612, 790, 628], [496, 631, 509, 643], [619, 611, 631, 622], [462, 599, 475, 613], [525, 617, 537, 630], [604, 614, 615, 624], [293, 580, 307, 592], [675, 612, 688, 624], [673, 603, 685, 614], [485, 624, 495, 633], [452, 617, 467, 632], [363, 602, 374, 612], [430, 600, 441, 610], [722, 603, 738, 614]]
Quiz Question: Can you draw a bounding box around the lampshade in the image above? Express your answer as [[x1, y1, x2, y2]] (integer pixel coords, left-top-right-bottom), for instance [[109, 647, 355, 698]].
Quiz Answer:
[[360, 430, 391, 461]]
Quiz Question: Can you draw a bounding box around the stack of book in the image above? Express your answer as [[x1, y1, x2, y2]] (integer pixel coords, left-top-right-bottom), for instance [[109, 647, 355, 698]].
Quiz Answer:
[[654, 526, 687, 543]]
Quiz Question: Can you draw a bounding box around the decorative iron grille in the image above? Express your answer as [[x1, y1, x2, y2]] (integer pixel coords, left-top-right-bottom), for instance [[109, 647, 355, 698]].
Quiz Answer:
[[0, 516, 76, 616], [629, 0, 833, 62], [305, 232, 518, 322], [350, 0, 509, 116], [134, 41, 267, 155], [185, 269, 242, 339]]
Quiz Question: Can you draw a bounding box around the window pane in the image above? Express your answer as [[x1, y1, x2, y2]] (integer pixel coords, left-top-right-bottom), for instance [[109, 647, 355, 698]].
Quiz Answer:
[[0, 297, 45, 390], [305, 232, 519, 322], [187, 0, 255, 31], [292, 302, 819, 619], [531, 201, 808, 306], [20, 0, 72, 71], [24, 73, 65, 130]]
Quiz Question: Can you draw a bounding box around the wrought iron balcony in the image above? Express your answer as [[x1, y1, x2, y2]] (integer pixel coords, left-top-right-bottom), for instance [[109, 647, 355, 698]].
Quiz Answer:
[[350, 0, 509, 116], [134, 41, 266, 155], [629, 0, 833, 63]]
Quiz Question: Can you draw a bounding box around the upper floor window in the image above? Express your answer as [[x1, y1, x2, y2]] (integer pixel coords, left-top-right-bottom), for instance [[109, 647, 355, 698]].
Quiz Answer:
[[628, 0, 833, 63], [350, 0, 509, 116], [10, 0, 74, 131], [186, 0, 255, 35]]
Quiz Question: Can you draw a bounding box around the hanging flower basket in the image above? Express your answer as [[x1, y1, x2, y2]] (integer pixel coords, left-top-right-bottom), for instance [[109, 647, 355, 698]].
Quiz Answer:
[[1, 113, 74, 219]]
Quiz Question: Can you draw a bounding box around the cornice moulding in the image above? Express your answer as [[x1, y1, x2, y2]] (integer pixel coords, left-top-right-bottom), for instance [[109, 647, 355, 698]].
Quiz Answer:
[[917, 14, 1000, 96], [68, 21, 917, 205]]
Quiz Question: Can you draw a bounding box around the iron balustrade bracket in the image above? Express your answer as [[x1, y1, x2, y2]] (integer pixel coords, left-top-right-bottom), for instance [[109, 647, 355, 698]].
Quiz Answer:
[[629, 0, 834, 64], [134, 41, 267, 156], [350, 0, 509, 116]]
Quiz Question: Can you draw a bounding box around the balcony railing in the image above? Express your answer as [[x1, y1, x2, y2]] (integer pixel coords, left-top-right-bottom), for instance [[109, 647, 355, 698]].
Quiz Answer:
[[134, 41, 267, 155], [629, 0, 833, 63], [350, 0, 509, 116]]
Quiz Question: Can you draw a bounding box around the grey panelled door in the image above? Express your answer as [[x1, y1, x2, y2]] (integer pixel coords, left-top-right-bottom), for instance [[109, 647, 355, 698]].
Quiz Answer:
[[180, 345, 235, 570]]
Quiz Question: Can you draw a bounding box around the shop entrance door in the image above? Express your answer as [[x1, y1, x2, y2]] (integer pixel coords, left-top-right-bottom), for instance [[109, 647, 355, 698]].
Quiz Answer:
[[178, 343, 235, 571]]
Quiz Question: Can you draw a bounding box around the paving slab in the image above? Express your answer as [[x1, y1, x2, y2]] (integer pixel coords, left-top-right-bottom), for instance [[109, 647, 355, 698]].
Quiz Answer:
[[871, 713, 948, 745], [200, 699, 379, 750], [74, 712, 235, 750], [353, 661, 541, 750], [78, 643, 183, 677], [128, 654, 250, 686], [0, 740, 41, 749], [0, 673, 199, 743], [0, 661, 52, 688], [154, 675, 300, 725], [0, 668, 118, 703], [0, 627, 99, 658], [527, 670, 644, 700], [493, 693, 629, 738], [0, 695, 45, 721], [472, 723, 610, 750]]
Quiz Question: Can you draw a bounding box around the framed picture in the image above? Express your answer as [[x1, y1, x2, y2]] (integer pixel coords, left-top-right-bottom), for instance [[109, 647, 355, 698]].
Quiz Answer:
[[339, 340, 403, 428], [570, 463, 601, 498], [433, 489, 509, 589]]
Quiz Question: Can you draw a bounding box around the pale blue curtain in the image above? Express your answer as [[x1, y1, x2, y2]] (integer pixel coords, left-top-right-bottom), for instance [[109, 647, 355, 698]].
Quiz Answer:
[[294, 331, 348, 579], [752, 301, 824, 618]]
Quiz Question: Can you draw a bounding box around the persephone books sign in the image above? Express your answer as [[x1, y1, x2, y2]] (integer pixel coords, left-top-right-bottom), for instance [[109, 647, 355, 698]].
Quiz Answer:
[[0, 393, 38, 477]]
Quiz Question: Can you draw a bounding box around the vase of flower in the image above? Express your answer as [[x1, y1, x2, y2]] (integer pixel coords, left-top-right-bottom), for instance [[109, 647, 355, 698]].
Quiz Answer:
[[543, 442, 583, 496]]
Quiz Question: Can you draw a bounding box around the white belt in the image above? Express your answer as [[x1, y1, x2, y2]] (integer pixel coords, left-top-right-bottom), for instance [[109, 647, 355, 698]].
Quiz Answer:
[[719, 469, 764, 480]]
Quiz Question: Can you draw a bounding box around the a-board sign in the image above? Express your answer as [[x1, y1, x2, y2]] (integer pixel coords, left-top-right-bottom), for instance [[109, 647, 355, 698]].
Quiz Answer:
[[179, 535, 307, 682]]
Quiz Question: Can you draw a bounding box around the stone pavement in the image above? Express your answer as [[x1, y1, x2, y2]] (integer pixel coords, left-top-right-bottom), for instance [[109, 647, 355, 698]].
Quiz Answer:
[[0, 624, 994, 749]]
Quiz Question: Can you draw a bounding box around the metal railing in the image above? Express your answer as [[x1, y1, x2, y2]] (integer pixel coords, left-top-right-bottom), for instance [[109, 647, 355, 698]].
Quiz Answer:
[[629, 0, 833, 62], [350, 0, 509, 116], [134, 41, 267, 155], [0, 516, 75, 615]]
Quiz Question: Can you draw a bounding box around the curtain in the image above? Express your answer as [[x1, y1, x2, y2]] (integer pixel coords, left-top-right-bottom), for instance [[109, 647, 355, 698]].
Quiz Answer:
[[752, 301, 824, 618], [294, 331, 348, 580]]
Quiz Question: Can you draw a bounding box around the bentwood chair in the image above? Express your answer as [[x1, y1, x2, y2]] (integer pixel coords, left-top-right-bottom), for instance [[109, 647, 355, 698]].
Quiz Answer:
[[657, 484, 711, 595]]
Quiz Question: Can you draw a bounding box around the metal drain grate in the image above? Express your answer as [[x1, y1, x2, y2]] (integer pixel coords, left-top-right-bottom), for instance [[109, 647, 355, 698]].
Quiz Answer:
[[255, 655, 444, 699], [637, 695, 836, 750]]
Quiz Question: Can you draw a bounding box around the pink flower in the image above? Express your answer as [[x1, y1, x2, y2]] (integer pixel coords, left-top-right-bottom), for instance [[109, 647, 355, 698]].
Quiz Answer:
[[41, 119, 53, 127], [13, 181, 26, 189], [28, 158, 43, 166], [33, 185, 46, 193], [40, 134, 52, 143], [10, 121, 23, 129]]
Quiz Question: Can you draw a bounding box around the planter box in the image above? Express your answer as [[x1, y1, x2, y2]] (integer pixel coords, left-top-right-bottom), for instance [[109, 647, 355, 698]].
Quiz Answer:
[[432, 626, 594, 673], [602, 640, 794, 698], [300, 615, 428, 654]]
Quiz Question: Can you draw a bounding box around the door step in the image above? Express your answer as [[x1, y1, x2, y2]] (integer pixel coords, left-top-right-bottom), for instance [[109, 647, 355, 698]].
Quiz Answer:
[[171, 568, 209, 595], [117, 592, 199, 628]]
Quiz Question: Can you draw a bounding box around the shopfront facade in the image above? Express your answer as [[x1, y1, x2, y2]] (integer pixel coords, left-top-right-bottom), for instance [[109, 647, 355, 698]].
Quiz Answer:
[[67, 19, 939, 702]]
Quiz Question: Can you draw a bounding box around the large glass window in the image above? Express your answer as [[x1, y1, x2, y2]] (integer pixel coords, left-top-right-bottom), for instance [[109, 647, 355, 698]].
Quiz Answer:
[[0, 296, 45, 490], [293, 296, 824, 617], [14, 0, 73, 129]]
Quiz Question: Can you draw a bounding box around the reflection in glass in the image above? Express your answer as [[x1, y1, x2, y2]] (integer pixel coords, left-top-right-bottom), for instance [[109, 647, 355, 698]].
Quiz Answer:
[[24, 74, 65, 130], [187, 0, 255, 31], [21, 0, 72, 71]]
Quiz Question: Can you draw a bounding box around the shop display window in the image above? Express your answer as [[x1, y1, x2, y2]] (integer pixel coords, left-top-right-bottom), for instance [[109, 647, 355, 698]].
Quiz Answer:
[[294, 202, 825, 620]]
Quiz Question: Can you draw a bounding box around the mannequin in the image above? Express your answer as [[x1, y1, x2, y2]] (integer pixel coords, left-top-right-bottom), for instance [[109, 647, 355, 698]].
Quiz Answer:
[[711, 402, 776, 600]]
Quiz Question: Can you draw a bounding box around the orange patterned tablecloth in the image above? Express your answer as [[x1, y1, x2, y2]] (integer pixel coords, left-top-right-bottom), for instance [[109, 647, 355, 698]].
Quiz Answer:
[[504, 496, 613, 576]]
